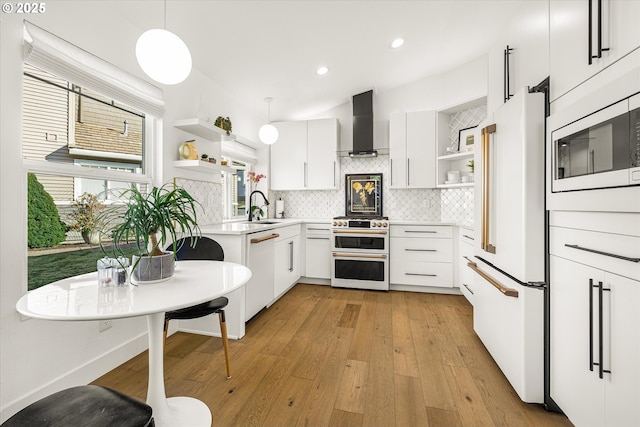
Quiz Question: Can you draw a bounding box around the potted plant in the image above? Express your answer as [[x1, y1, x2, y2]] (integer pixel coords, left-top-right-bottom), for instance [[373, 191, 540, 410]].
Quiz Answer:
[[69, 192, 105, 245], [100, 184, 200, 284], [214, 116, 232, 135]]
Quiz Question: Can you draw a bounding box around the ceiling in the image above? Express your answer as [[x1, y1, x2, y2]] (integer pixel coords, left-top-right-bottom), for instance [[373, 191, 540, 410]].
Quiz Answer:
[[110, 1, 531, 122]]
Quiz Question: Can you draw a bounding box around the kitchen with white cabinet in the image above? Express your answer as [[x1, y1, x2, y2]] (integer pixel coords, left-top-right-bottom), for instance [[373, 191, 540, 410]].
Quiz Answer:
[[3, 1, 640, 425]]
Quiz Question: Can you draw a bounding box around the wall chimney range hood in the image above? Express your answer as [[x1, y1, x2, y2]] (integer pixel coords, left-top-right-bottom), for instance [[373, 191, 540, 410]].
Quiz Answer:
[[350, 90, 377, 157]]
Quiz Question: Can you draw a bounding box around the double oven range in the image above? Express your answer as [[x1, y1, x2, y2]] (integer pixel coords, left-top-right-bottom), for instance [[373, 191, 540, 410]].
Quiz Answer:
[[330, 216, 389, 291]]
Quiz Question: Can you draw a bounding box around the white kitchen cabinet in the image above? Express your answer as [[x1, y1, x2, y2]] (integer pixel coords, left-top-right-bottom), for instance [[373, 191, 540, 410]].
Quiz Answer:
[[550, 211, 640, 427], [271, 118, 338, 191], [389, 111, 436, 188], [245, 229, 278, 321], [550, 0, 640, 102], [304, 223, 331, 280], [458, 229, 475, 304], [274, 225, 301, 299], [389, 225, 453, 289], [550, 256, 640, 427]]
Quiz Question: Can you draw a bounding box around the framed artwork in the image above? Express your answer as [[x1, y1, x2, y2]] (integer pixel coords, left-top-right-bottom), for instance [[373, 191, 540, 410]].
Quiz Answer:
[[345, 173, 383, 217], [458, 126, 478, 152]]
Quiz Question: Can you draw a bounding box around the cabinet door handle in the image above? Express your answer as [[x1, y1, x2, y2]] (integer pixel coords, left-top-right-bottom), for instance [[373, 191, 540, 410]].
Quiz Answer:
[[407, 158, 410, 186], [288, 241, 294, 272], [565, 244, 640, 263], [588, 0, 594, 64], [333, 161, 336, 187], [590, 279, 612, 378], [589, 278, 595, 372], [405, 248, 437, 252], [404, 230, 436, 234], [405, 273, 437, 277], [304, 162, 308, 188], [250, 233, 279, 244], [307, 237, 330, 240], [390, 158, 393, 186]]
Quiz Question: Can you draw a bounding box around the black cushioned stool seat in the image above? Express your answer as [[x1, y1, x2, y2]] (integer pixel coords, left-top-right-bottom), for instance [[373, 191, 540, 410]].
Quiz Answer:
[[2, 385, 154, 427]]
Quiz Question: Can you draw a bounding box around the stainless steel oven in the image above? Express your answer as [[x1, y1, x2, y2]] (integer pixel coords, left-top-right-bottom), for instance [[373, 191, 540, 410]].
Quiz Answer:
[[331, 218, 389, 291]]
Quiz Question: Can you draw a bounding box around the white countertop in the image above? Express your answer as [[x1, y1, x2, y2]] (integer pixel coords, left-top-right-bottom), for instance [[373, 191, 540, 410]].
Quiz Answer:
[[199, 218, 472, 235]]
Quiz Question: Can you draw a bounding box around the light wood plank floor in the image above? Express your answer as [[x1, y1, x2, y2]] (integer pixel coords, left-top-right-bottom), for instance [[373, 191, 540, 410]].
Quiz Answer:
[[92, 284, 573, 427]]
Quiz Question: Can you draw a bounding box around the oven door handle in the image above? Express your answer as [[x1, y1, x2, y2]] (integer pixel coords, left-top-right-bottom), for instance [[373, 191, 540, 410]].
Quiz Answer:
[[332, 253, 387, 260], [332, 230, 388, 235]]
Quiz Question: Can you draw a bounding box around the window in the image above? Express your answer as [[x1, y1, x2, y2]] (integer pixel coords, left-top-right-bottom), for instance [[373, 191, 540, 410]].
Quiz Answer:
[[222, 159, 248, 220], [23, 65, 155, 290]]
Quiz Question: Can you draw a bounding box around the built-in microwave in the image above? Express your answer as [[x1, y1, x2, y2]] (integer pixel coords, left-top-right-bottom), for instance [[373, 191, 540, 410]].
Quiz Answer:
[[551, 92, 640, 192]]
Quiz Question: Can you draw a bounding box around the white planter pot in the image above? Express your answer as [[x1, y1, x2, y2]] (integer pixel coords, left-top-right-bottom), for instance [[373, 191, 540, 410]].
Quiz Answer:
[[131, 252, 175, 284]]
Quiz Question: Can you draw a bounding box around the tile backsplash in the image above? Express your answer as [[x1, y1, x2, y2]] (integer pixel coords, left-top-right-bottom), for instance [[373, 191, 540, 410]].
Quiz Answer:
[[271, 154, 474, 223]]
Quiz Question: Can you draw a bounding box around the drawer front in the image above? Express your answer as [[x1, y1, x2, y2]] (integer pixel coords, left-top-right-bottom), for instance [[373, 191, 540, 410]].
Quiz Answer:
[[391, 237, 452, 262], [276, 224, 302, 241], [550, 226, 640, 281], [390, 261, 452, 287], [459, 237, 475, 304], [390, 225, 453, 238], [305, 223, 331, 236]]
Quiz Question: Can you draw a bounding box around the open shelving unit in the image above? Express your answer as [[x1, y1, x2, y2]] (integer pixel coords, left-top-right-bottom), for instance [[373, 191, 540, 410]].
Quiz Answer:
[[172, 159, 235, 174]]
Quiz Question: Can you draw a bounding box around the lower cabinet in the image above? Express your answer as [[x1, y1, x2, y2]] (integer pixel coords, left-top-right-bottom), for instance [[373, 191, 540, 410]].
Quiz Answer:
[[274, 225, 301, 298], [390, 225, 453, 288], [245, 229, 278, 321], [304, 223, 331, 279], [550, 211, 640, 427], [458, 229, 475, 304]]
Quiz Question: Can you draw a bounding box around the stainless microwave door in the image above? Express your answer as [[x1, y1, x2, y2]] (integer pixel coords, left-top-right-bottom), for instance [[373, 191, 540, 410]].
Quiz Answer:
[[552, 99, 631, 192]]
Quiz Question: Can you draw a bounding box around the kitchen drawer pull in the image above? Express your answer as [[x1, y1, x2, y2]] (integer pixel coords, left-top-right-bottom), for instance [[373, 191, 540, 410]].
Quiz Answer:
[[462, 283, 474, 295], [405, 273, 437, 277], [332, 253, 387, 260], [404, 230, 437, 234], [307, 228, 329, 231], [333, 230, 388, 235], [250, 233, 280, 244], [565, 244, 640, 263], [307, 237, 330, 240], [405, 248, 437, 252], [462, 234, 474, 240], [467, 261, 518, 298]]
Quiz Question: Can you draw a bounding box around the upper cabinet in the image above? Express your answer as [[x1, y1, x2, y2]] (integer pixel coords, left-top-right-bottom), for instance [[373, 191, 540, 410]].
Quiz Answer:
[[550, 0, 640, 102], [271, 118, 339, 191], [389, 111, 436, 189]]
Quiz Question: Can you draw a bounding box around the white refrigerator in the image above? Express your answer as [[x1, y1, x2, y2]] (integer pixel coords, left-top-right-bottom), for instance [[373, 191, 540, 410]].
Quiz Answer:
[[470, 88, 546, 403]]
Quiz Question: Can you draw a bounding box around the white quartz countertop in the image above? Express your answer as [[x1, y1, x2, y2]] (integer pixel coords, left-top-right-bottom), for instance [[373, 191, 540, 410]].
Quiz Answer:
[[199, 218, 471, 235]]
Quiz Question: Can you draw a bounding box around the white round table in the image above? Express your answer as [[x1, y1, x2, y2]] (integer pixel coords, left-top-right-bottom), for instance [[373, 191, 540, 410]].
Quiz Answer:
[[16, 260, 252, 427]]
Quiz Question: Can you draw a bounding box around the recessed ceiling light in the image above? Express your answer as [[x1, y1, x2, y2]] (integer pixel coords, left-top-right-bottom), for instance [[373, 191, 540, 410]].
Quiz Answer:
[[390, 38, 404, 49], [316, 66, 329, 76]]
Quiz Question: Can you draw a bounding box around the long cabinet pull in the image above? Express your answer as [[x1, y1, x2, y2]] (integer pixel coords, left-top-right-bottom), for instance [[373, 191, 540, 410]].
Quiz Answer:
[[404, 230, 436, 234], [589, 279, 595, 372], [467, 261, 518, 298], [390, 159, 393, 186], [250, 233, 279, 244], [405, 273, 437, 277], [307, 228, 330, 231], [463, 283, 474, 295], [407, 158, 410, 186], [462, 234, 474, 240], [288, 241, 294, 272], [588, 0, 594, 64], [332, 253, 387, 260], [481, 124, 497, 254], [405, 248, 437, 252], [565, 244, 640, 263], [307, 237, 330, 240]]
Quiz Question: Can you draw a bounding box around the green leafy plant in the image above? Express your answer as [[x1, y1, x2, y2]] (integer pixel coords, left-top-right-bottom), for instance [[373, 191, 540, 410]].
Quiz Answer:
[[214, 116, 232, 135], [100, 184, 201, 260], [467, 159, 475, 173], [69, 192, 104, 233], [27, 173, 67, 248]]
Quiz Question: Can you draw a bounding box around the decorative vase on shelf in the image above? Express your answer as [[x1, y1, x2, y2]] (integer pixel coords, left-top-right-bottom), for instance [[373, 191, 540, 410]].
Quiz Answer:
[[179, 140, 198, 160]]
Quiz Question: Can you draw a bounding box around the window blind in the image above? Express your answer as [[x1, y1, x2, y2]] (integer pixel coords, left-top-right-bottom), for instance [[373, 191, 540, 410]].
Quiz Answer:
[[23, 21, 165, 117]]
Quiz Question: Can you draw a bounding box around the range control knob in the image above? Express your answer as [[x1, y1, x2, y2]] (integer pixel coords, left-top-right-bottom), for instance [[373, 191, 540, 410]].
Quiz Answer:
[[332, 221, 337, 226], [383, 222, 388, 227], [372, 222, 377, 227]]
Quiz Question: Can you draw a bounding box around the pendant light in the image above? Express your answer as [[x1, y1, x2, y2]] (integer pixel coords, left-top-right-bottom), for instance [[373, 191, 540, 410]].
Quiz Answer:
[[258, 97, 278, 145], [136, 0, 192, 85]]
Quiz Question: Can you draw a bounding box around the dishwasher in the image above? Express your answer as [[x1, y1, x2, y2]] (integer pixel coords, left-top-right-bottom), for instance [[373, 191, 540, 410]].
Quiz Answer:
[[244, 228, 278, 321]]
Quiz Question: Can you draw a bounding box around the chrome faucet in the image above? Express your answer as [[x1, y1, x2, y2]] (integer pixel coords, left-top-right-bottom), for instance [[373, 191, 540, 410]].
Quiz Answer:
[[248, 190, 270, 221]]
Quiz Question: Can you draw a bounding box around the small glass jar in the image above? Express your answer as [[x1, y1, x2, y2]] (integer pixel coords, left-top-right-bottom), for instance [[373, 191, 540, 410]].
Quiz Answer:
[[111, 256, 130, 286], [97, 257, 113, 287]]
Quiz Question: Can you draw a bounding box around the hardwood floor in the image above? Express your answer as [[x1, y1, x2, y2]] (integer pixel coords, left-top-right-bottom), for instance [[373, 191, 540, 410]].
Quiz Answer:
[[92, 284, 573, 427]]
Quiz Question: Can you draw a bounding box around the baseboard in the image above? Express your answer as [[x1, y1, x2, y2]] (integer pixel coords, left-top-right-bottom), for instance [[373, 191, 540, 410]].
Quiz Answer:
[[389, 284, 463, 295], [0, 332, 148, 423]]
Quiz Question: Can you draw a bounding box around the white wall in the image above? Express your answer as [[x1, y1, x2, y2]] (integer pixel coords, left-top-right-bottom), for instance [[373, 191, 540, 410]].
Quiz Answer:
[[0, 2, 261, 420]]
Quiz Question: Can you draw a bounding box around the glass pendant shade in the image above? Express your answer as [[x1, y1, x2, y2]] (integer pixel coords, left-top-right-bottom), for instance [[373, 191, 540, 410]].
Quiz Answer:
[[136, 29, 192, 85], [259, 123, 279, 145]]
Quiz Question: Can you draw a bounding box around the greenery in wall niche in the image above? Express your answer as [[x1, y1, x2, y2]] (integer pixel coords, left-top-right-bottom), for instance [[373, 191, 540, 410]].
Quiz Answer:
[[215, 116, 232, 135]]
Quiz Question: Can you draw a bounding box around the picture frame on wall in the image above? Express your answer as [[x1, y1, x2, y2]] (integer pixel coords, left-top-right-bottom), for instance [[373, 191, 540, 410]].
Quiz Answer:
[[458, 126, 478, 152], [345, 173, 383, 217]]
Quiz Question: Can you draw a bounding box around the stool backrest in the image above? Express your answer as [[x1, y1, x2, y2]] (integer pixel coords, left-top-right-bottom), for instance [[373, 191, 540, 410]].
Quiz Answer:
[[169, 237, 224, 261]]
